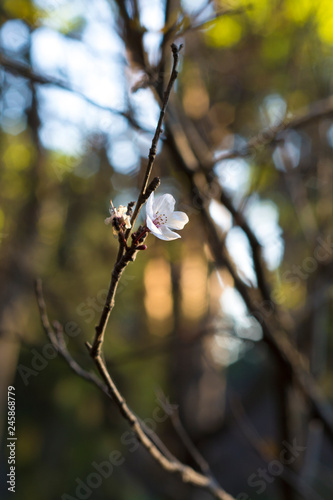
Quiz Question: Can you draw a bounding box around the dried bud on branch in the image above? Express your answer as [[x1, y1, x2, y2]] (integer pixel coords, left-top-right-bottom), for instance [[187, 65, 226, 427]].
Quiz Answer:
[[143, 176, 161, 201]]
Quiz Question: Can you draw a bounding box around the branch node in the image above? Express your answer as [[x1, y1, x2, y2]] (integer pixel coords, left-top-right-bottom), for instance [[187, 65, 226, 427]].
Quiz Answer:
[[85, 341, 92, 352], [126, 201, 135, 217], [143, 176, 160, 201]]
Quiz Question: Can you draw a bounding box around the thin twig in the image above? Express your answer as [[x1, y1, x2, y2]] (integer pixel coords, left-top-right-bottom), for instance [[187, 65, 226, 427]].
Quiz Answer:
[[90, 237, 144, 357], [36, 296, 237, 499], [0, 53, 149, 134], [89, 44, 182, 357], [210, 94, 333, 166], [35, 279, 108, 394], [179, 6, 247, 38], [126, 43, 183, 237], [196, 179, 333, 445], [85, 343, 235, 500], [205, 174, 271, 302], [35, 280, 187, 472], [139, 416, 180, 464], [35, 278, 59, 346], [230, 395, 325, 500], [164, 114, 333, 445], [157, 389, 215, 479], [164, 109, 272, 305]]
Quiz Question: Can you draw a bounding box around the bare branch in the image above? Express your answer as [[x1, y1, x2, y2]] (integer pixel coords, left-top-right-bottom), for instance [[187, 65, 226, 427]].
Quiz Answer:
[[36, 280, 191, 470], [35, 279, 108, 395], [164, 112, 333, 445], [35, 278, 59, 346], [157, 389, 215, 479], [90, 236, 145, 357], [89, 44, 183, 358], [0, 53, 148, 133], [205, 173, 272, 302], [36, 281, 236, 498], [230, 395, 325, 500], [211, 94, 333, 165], [196, 179, 333, 445], [85, 343, 235, 500], [127, 43, 183, 236]]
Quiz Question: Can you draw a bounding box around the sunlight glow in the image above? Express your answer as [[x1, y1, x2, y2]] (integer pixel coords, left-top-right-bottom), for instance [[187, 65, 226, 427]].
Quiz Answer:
[[144, 257, 173, 336], [215, 158, 250, 201], [181, 254, 208, 321], [247, 200, 284, 270], [226, 227, 257, 285]]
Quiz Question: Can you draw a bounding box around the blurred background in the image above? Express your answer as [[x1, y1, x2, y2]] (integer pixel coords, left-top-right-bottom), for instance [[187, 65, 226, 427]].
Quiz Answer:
[[0, 0, 333, 499]]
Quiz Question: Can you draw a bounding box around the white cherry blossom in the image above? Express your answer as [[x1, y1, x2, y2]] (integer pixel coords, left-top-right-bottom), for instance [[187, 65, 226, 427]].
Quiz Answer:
[[145, 193, 189, 241]]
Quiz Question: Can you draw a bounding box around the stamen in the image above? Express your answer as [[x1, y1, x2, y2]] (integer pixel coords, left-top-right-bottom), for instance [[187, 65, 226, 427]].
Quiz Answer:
[[153, 212, 168, 228]]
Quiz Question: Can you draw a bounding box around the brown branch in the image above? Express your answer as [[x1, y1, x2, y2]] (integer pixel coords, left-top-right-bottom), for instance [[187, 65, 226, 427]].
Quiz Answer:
[[139, 416, 181, 464], [85, 342, 235, 500], [207, 174, 272, 302], [155, 0, 172, 98], [179, 6, 247, 38], [35, 281, 196, 479], [35, 279, 108, 394], [230, 395, 325, 500], [164, 109, 272, 304], [35, 278, 59, 347], [164, 115, 333, 447], [35, 213, 237, 500], [210, 94, 333, 165], [90, 234, 145, 357], [157, 389, 215, 479], [89, 44, 183, 358], [36, 283, 236, 498], [0, 53, 148, 133], [112, 0, 146, 70], [127, 43, 183, 236], [161, 3, 246, 46], [196, 181, 333, 445]]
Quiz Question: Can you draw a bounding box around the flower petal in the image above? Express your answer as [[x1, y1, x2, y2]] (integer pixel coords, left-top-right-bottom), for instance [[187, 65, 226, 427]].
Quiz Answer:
[[158, 226, 181, 241], [146, 213, 163, 236], [154, 194, 176, 216], [146, 192, 155, 219], [168, 211, 189, 230], [124, 217, 131, 229]]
